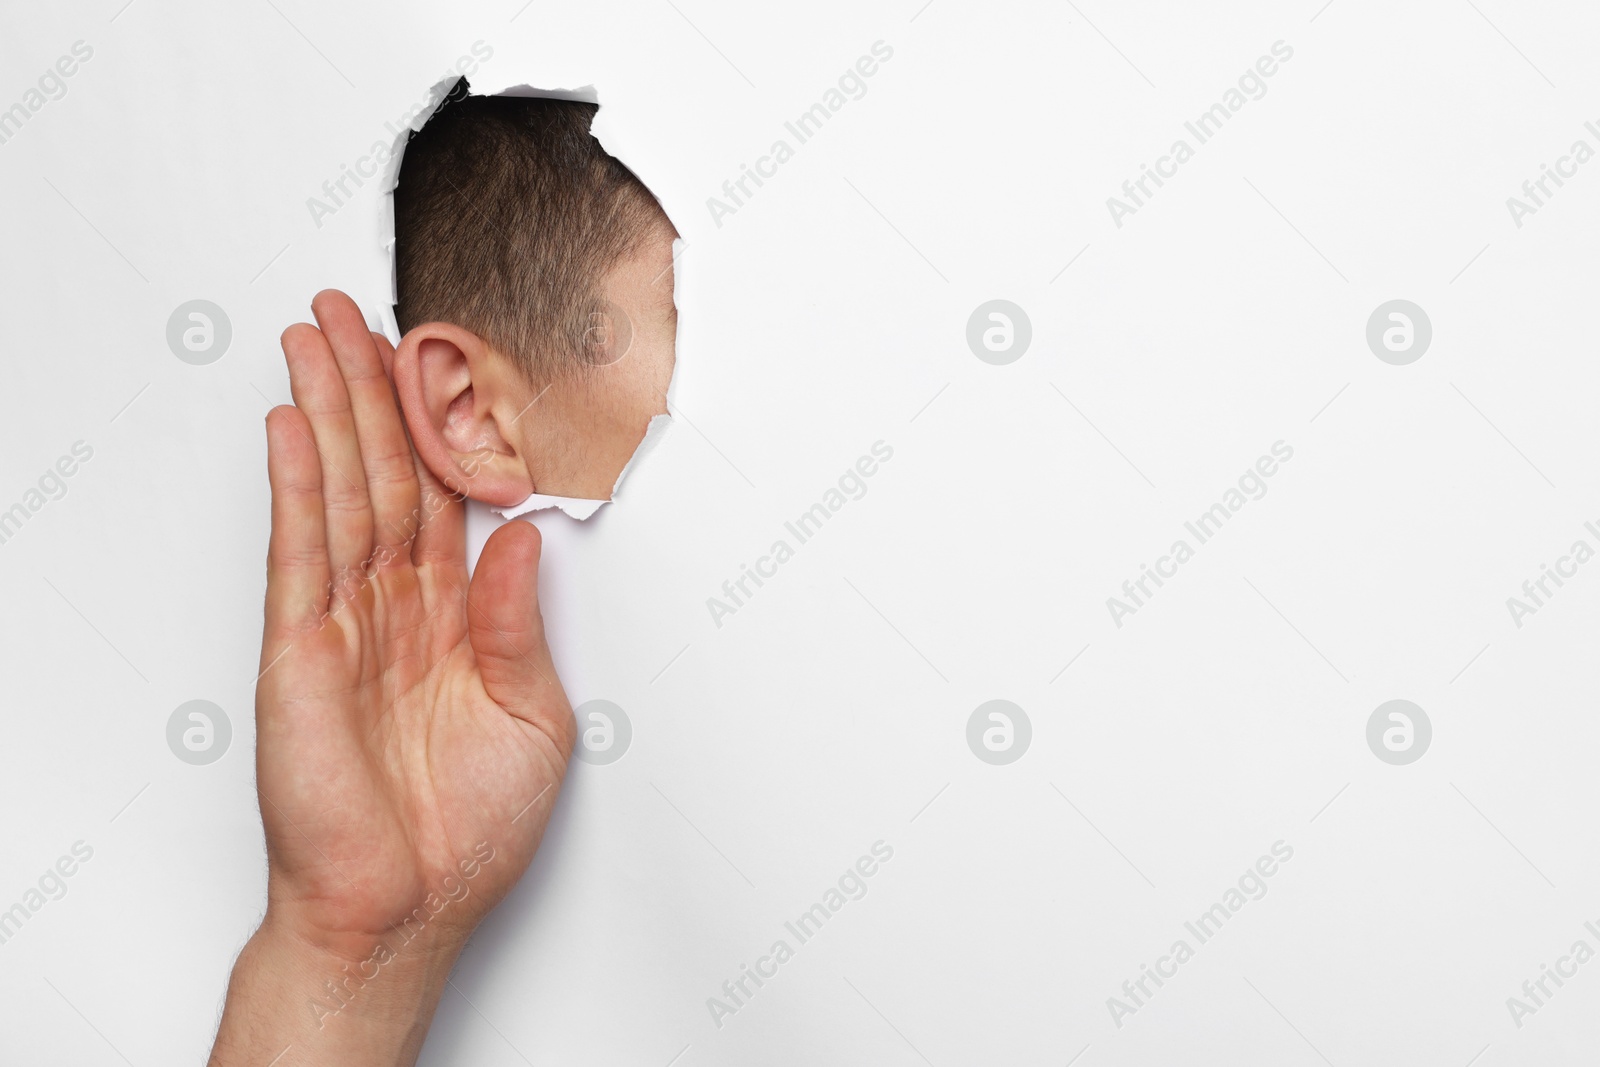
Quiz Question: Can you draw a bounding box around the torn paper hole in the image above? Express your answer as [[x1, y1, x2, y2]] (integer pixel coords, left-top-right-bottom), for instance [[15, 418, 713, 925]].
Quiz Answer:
[[381, 76, 679, 522]]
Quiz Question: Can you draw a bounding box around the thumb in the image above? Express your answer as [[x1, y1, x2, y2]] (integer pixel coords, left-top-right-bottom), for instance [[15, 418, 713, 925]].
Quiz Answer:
[[468, 520, 573, 752]]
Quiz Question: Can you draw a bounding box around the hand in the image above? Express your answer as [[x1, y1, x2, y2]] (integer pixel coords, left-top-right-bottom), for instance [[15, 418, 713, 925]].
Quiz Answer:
[[210, 290, 574, 1066]]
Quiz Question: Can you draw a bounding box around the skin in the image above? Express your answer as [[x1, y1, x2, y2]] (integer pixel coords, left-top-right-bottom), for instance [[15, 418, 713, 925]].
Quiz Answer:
[[211, 224, 677, 1063], [209, 290, 575, 1065], [392, 216, 680, 505]]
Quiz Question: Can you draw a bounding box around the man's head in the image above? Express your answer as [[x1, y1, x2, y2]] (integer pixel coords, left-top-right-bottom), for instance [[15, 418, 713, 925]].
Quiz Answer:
[[392, 88, 677, 504]]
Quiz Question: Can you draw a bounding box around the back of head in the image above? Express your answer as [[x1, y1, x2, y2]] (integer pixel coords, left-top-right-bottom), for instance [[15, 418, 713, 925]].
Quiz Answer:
[[393, 86, 668, 380]]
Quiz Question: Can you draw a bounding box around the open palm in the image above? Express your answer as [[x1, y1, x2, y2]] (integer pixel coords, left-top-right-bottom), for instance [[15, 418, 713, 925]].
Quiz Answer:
[[255, 290, 573, 959]]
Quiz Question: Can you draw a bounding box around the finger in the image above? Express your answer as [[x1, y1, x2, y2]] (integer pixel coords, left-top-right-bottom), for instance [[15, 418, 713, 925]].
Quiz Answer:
[[370, 330, 396, 376], [263, 406, 330, 637], [466, 521, 572, 751], [282, 321, 373, 574], [369, 329, 467, 569], [312, 291, 421, 554], [410, 445, 467, 570]]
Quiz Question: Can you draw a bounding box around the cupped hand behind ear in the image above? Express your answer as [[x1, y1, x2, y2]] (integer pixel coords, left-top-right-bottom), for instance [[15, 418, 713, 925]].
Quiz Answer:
[[257, 288, 575, 958]]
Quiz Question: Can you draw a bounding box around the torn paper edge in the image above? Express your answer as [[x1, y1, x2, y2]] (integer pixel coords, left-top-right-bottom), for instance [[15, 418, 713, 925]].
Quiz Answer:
[[377, 74, 679, 523]]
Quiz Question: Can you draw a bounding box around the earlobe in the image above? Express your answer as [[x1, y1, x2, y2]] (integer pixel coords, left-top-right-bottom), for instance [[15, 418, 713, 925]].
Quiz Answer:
[[391, 323, 534, 506]]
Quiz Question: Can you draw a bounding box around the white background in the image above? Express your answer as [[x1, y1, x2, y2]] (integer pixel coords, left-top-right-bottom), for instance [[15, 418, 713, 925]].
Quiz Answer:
[[3, 1, 1599, 1064]]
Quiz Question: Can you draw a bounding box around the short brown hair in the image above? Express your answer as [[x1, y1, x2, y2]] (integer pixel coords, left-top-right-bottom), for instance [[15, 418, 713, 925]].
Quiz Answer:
[[394, 86, 667, 378]]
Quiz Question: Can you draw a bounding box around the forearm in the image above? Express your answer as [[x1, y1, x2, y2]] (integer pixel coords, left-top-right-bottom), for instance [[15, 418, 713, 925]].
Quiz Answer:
[[209, 913, 464, 1067]]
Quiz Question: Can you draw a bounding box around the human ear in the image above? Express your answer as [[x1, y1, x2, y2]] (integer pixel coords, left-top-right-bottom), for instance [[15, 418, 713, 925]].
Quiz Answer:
[[391, 322, 534, 506]]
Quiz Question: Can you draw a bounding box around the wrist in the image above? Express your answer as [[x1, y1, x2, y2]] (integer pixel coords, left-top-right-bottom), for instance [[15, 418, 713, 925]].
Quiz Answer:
[[209, 911, 471, 1067], [268, 907, 464, 1020], [261, 900, 472, 980]]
